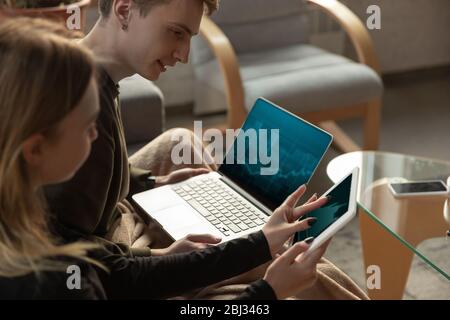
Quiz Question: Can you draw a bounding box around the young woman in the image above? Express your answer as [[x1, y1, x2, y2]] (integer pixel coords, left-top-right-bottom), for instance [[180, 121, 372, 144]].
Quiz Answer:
[[0, 17, 331, 299], [0, 18, 100, 298]]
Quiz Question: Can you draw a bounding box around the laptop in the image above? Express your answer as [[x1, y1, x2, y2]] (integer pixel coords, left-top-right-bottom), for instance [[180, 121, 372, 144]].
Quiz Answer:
[[132, 98, 333, 242]]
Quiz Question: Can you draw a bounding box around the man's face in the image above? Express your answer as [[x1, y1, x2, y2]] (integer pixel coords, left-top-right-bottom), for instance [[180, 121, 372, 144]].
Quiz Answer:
[[122, 0, 204, 80]]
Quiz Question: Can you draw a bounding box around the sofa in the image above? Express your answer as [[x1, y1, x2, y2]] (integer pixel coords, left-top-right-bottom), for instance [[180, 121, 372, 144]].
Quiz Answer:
[[118, 74, 165, 155]]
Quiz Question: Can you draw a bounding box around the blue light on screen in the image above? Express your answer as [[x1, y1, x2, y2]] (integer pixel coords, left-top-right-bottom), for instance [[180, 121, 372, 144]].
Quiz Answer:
[[219, 98, 332, 209], [294, 173, 352, 242]]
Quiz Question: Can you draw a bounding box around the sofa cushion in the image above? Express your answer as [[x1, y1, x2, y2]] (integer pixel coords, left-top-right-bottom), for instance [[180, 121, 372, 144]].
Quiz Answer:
[[193, 44, 383, 114], [119, 74, 165, 149]]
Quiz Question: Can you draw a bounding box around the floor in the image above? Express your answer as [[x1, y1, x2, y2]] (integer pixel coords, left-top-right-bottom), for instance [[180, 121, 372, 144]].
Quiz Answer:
[[165, 67, 450, 299]]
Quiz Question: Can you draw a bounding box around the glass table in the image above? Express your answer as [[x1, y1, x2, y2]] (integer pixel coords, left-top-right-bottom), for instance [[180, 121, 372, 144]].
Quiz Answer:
[[327, 151, 450, 299]]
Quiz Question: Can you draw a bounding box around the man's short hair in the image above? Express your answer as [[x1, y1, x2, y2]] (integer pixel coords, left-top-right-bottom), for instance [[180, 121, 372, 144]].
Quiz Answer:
[[99, 0, 219, 18]]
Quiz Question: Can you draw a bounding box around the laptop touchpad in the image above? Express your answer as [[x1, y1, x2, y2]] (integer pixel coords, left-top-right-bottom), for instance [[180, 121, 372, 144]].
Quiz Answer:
[[151, 204, 204, 232]]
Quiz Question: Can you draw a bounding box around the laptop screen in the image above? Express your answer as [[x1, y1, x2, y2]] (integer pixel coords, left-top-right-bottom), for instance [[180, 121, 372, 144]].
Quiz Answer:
[[218, 98, 333, 210]]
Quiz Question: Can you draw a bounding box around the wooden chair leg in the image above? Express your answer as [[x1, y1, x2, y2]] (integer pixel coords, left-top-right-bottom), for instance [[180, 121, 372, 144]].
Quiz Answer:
[[363, 99, 381, 150]]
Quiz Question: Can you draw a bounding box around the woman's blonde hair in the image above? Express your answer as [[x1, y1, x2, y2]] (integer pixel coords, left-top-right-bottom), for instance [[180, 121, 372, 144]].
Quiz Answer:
[[0, 17, 102, 277]]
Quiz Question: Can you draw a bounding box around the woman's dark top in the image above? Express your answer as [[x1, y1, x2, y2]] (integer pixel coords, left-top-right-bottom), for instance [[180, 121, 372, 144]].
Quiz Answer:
[[0, 227, 276, 300]]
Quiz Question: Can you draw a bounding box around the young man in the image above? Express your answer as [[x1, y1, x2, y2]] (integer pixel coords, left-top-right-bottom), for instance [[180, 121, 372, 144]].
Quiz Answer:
[[45, 0, 368, 299], [45, 0, 220, 256]]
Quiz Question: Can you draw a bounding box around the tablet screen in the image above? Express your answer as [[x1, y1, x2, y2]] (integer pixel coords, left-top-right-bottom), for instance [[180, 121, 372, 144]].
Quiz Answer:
[[294, 173, 352, 242]]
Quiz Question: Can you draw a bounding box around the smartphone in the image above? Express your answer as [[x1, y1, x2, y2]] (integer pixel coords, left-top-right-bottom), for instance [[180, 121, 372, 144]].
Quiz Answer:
[[388, 180, 448, 198]]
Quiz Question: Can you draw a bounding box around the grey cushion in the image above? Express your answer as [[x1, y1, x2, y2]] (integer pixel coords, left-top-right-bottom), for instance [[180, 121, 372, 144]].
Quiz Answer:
[[191, 0, 309, 65], [193, 45, 383, 114], [211, 0, 307, 25], [119, 74, 165, 152]]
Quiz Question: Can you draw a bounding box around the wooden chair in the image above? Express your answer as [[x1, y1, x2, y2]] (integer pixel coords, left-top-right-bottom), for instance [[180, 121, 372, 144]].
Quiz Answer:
[[191, 0, 383, 152]]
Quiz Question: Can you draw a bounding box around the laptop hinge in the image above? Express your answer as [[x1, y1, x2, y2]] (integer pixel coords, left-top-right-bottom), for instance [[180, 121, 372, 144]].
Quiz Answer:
[[218, 174, 272, 216]]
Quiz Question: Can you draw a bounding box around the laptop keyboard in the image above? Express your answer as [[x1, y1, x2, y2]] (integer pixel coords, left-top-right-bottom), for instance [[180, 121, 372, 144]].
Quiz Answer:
[[172, 178, 269, 237]]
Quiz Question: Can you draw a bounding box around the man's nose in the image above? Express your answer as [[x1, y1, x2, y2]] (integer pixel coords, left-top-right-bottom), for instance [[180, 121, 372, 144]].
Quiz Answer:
[[174, 42, 190, 64]]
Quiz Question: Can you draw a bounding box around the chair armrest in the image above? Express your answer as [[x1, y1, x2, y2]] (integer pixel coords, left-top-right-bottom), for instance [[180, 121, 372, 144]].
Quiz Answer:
[[199, 16, 247, 128], [307, 0, 380, 73], [119, 75, 165, 147]]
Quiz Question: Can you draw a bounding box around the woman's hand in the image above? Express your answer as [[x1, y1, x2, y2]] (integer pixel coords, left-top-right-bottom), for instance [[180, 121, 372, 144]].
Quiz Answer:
[[152, 233, 222, 255], [263, 239, 330, 299], [155, 168, 210, 187], [262, 185, 328, 258]]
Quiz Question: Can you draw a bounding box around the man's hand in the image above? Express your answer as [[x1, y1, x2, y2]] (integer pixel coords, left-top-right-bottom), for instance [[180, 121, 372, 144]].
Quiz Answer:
[[152, 233, 222, 255], [155, 168, 210, 187], [262, 185, 328, 258], [263, 239, 331, 299]]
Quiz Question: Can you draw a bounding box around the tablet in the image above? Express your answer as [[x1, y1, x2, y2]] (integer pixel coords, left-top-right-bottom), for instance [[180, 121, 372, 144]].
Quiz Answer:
[[293, 167, 359, 251]]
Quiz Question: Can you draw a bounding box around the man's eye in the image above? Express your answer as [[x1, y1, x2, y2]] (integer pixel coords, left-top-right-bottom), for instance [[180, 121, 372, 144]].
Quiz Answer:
[[172, 30, 183, 39]]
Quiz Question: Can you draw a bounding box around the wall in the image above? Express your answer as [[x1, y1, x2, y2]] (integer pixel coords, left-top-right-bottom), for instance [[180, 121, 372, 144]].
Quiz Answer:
[[342, 0, 450, 73]]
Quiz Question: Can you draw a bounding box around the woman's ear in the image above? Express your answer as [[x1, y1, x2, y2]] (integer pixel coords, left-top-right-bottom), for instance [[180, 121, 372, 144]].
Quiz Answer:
[[22, 134, 45, 168], [114, 0, 133, 31]]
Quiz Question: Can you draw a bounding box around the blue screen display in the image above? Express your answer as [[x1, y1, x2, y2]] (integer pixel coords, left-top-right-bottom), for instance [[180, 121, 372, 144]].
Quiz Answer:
[[294, 173, 352, 242], [218, 98, 332, 209]]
